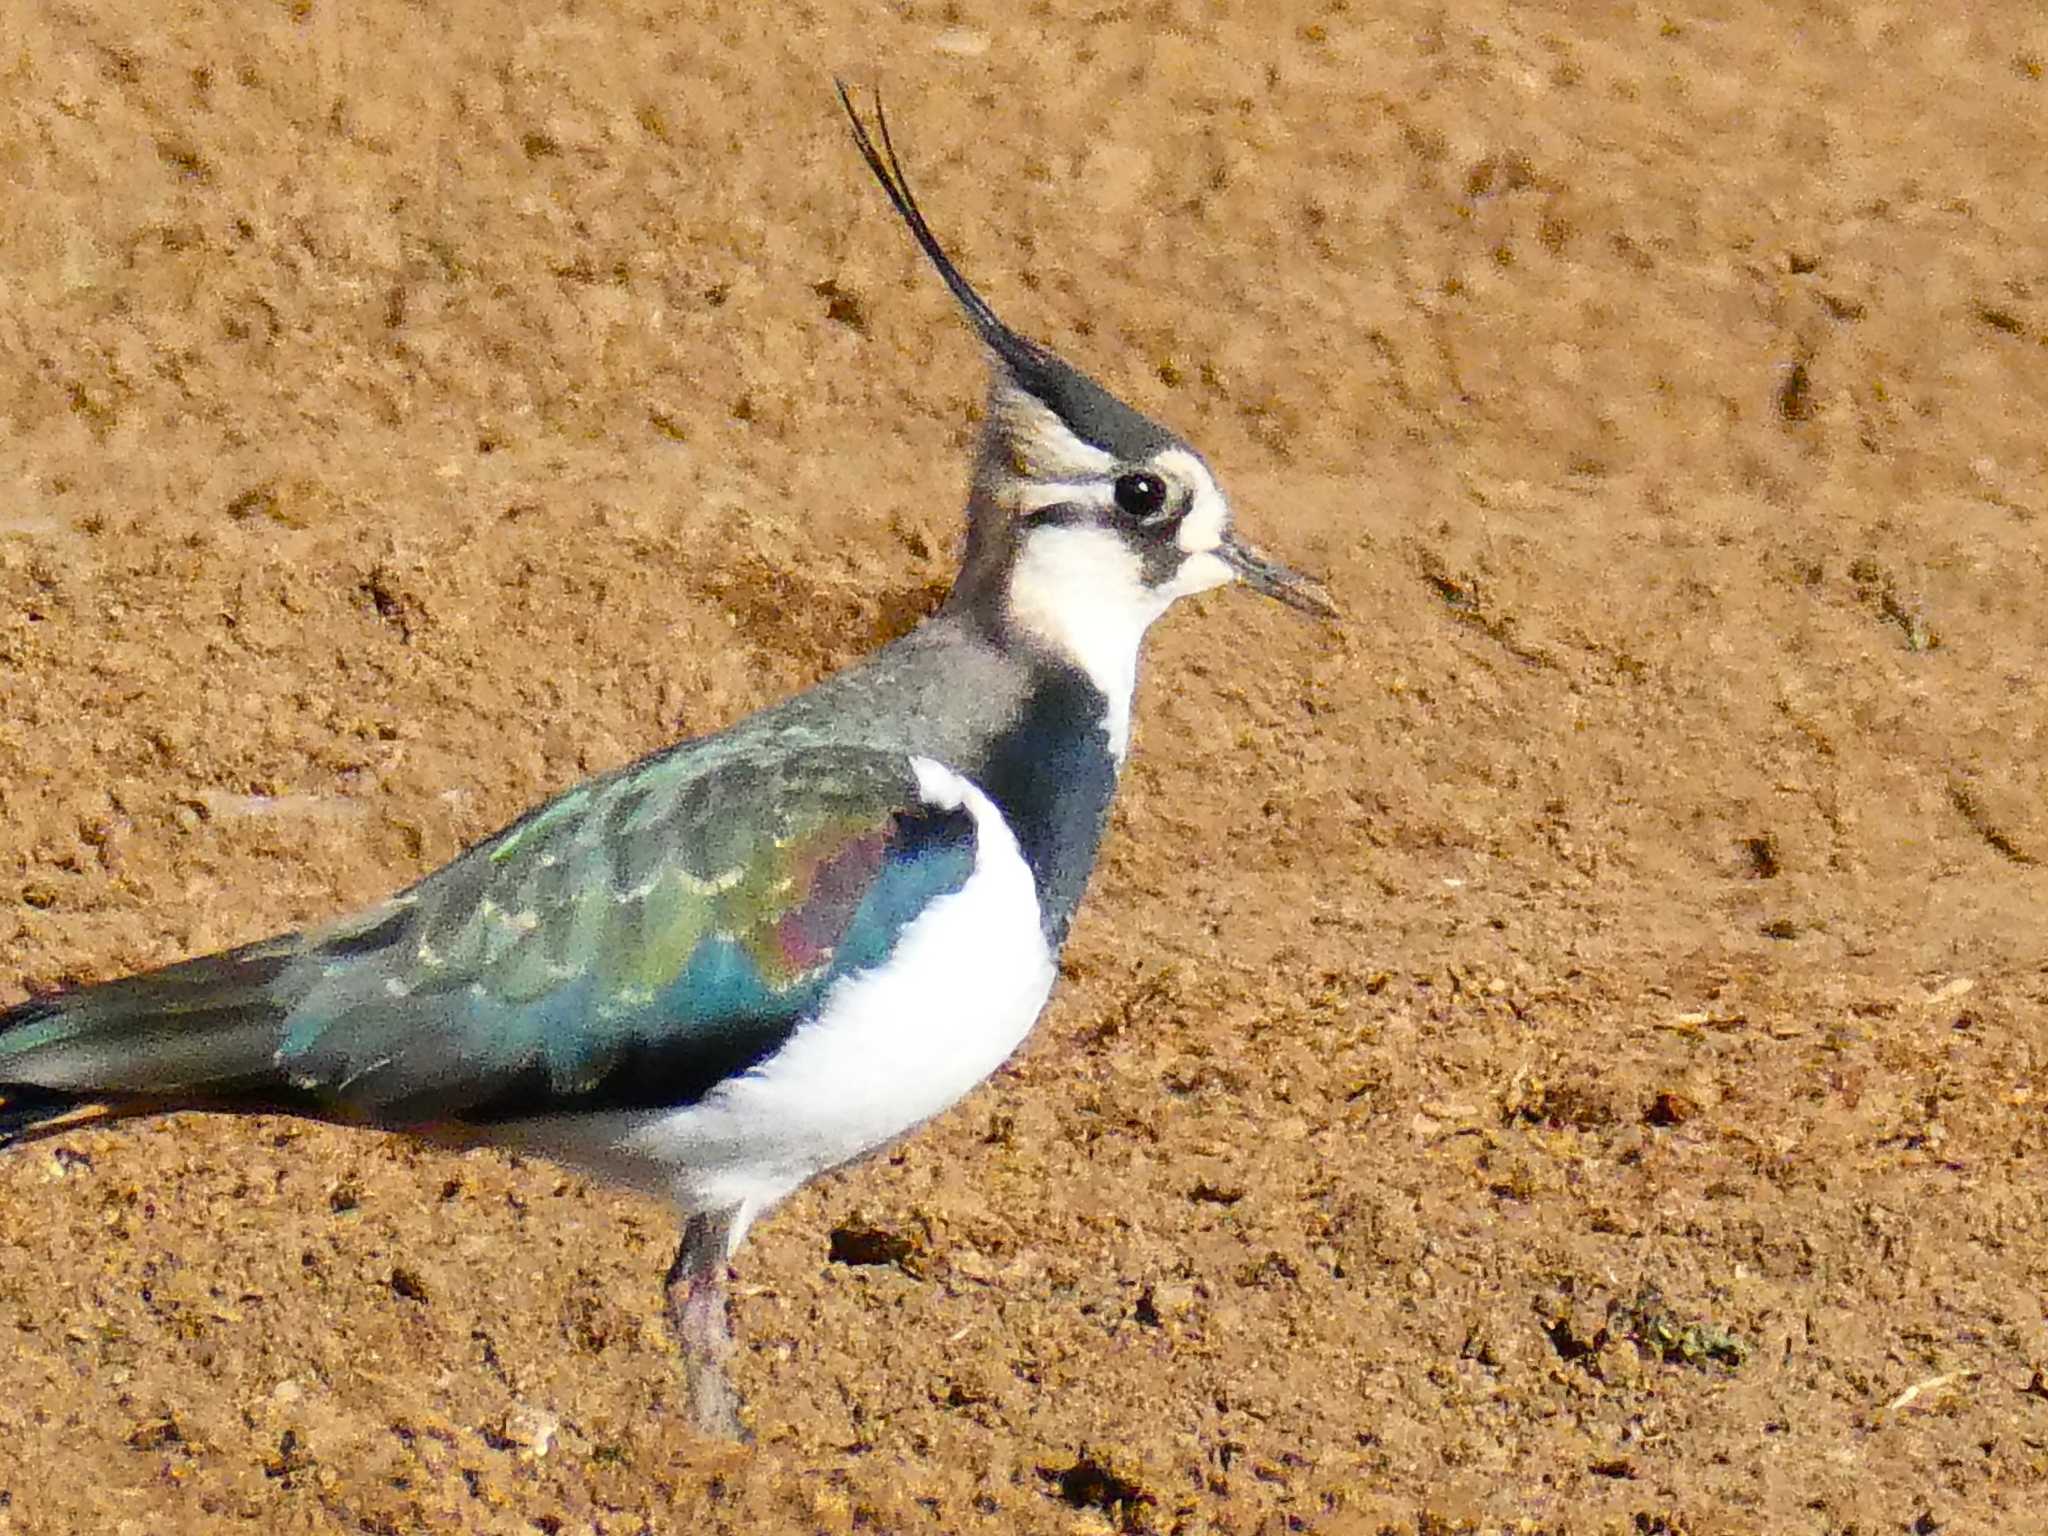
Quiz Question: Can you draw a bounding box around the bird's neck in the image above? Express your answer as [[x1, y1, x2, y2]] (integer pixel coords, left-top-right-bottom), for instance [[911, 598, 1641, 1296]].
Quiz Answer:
[[957, 658, 1122, 950], [825, 512, 1161, 947], [754, 604, 1124, 949], [949, 523, 1165, 762]]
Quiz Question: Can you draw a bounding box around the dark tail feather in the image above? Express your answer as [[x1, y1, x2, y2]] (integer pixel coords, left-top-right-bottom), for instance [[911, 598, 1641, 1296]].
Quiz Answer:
[[0, 1084, 94, 1146], [0, 935, 306, 1103]]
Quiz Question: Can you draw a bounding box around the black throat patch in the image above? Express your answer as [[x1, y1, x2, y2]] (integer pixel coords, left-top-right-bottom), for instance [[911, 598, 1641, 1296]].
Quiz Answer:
[[964, 664, 1120, 948]]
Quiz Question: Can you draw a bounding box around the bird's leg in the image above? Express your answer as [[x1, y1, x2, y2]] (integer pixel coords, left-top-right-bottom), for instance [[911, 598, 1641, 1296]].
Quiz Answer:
[[665, 1206, 745, 1440]]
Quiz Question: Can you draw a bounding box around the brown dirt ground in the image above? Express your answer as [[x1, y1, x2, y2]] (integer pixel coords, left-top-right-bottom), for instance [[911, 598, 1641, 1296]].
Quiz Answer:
[[2, 1, 2046, 1531]]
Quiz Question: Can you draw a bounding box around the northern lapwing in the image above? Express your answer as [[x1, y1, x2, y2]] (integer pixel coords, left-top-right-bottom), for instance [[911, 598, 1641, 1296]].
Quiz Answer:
[[0, 86, 1335, 1438]]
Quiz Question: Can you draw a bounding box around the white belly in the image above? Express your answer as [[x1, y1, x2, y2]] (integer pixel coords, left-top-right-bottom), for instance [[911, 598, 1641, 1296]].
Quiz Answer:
[[504, 758, 1056, 1227]]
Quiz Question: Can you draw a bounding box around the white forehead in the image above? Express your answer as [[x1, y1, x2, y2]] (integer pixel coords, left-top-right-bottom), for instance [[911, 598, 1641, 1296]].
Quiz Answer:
[[1152, 446, 1231, 554]]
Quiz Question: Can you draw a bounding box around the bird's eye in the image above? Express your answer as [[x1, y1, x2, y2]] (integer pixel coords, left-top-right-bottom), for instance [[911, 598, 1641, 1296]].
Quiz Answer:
[[1112, 471, 1170, 520]]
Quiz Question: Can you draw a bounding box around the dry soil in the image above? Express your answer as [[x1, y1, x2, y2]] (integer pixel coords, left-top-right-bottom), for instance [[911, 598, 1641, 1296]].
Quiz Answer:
[[1, 2, 2046, 1533]]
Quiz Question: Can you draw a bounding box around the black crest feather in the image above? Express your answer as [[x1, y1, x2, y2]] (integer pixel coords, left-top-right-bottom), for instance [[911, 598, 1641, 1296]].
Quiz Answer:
[[836, 81, 1173, 462]]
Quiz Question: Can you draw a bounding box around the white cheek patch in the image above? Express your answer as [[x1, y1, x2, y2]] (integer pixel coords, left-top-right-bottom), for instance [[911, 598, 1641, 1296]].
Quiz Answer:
[[1004, 525, 1169, 758], [994, 446, 1241, 759], [1152, 446, 1231, 556]]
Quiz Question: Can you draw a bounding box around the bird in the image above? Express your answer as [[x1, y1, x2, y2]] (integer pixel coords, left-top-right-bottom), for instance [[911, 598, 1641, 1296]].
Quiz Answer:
[[0, 84, 1335, 1439]]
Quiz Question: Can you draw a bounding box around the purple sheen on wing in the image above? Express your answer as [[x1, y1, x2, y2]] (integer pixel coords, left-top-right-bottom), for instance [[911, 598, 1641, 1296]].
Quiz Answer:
[[767, 829, 890, 978]]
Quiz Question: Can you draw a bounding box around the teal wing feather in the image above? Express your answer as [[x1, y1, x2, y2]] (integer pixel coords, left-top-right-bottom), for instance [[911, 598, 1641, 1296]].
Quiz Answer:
[[0, 744, 980, 1126]]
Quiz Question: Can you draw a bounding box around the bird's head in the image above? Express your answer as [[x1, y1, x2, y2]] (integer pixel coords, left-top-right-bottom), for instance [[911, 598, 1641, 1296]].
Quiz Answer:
[[838, 86, 1334, 738]]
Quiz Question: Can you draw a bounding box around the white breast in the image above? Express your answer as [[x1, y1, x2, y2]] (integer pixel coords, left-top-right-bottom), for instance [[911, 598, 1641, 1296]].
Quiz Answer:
[[509, 758, 1055, 1231]]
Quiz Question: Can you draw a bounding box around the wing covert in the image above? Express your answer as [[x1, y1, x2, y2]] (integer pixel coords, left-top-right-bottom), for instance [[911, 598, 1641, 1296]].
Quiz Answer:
[[211, 747, 976, 1122]]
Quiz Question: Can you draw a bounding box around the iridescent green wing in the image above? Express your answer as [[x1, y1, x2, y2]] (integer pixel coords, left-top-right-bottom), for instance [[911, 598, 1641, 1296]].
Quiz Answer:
[[279, 744, 980, 1121], [0, 744, 979, 1125]]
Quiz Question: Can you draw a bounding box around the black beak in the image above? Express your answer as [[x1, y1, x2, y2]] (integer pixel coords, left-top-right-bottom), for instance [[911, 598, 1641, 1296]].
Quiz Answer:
[[1220, 535, 1339, 619]]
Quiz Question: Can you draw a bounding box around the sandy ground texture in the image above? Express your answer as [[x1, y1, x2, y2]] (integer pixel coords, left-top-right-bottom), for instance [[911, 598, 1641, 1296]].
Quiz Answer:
[[2, 1, 2046, 1531]]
